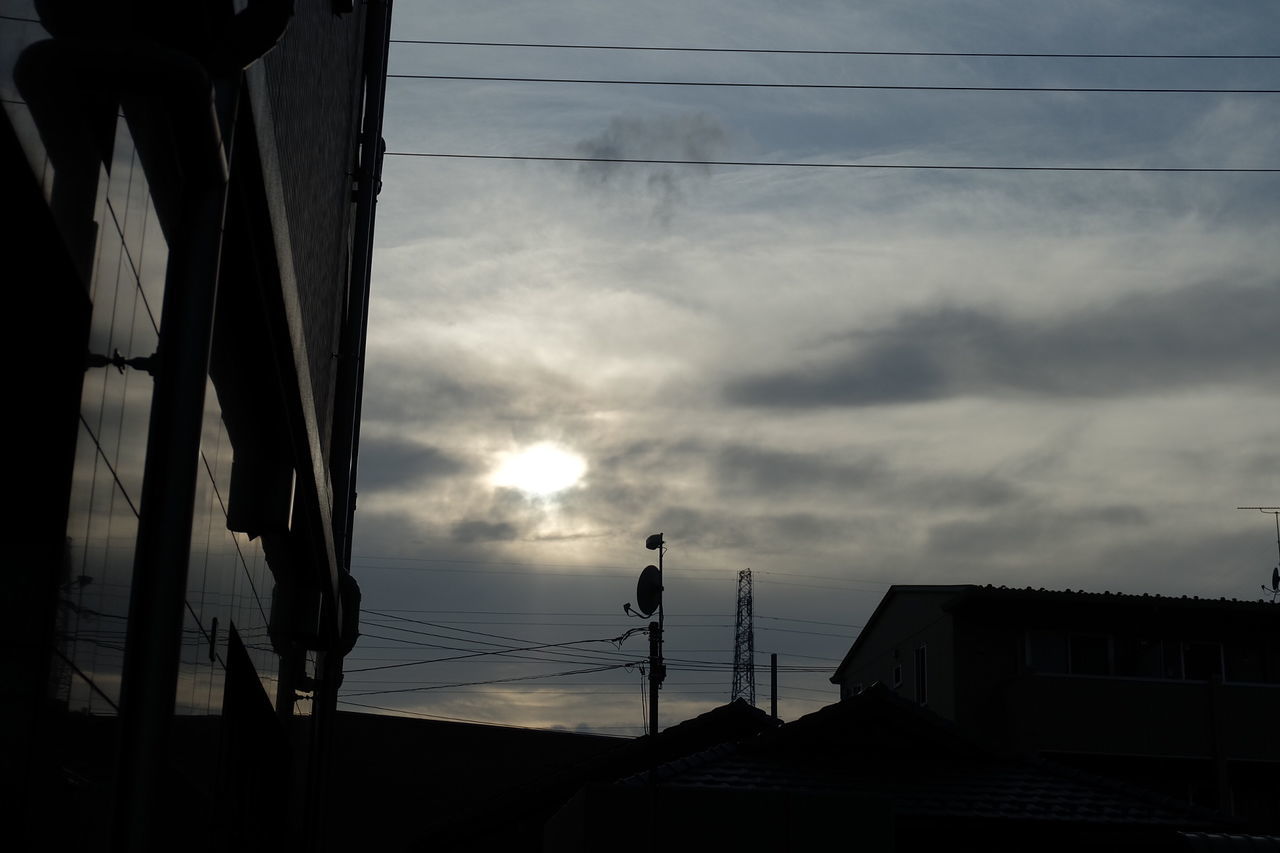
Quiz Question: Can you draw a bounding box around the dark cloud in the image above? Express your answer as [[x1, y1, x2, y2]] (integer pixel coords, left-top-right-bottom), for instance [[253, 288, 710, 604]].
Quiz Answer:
[[714, 445, 889, 494], [356, 436, 470, 489], [647, 505, 866, 556], [575, 113, 729, 222], [925, 504, 1151, 561], [450, 519, 520, 544], [712, 444, 1023, 510], [726, 279, 1279, 408], [361, 366, 513, 426]]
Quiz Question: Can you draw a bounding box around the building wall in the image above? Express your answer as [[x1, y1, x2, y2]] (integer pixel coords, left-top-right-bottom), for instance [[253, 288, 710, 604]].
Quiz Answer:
[[837, 587, 1280, 830], [837, 590, 957, 718], [4, 1, 383, 845], [259, 4, 367, 450]]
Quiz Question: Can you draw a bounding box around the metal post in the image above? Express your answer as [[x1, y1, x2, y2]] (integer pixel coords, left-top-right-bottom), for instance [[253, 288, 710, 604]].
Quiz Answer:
[[771, 653, 778, 721], [330, 0, 393, 570], [112, 79, 234, 852], [648, 622, 661, 737]]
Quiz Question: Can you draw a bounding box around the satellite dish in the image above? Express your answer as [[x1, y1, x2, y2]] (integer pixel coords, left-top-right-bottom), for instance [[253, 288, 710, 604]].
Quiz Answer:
[[645, 533, 664, 551], [635, 564, 662, 617]]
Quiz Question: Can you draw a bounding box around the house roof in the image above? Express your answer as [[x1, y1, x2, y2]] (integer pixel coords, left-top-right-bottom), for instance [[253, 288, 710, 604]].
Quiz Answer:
[[418, 698, 780, 850], [831, 583, 1277, 683], [615, 684, 1225, 829]]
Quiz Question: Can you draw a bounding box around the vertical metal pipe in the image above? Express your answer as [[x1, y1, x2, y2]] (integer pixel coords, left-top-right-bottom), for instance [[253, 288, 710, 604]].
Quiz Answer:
[[330, 0, 392, 571], [771, 653, 778, 721], [111, 84, 233, 853], [648, 622, 661, 737]]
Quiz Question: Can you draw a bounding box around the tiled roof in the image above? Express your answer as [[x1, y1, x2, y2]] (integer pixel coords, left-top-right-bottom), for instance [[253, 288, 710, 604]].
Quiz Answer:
[[951, 584, 1277, 610], [419, 698, 779, 847], [1179, 832, 1280, 851], [616, 685, 1223, 828]]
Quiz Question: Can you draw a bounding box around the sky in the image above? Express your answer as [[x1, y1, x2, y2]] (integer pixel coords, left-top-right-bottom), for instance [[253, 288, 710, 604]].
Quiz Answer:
[[342, 0, 1279, 735]]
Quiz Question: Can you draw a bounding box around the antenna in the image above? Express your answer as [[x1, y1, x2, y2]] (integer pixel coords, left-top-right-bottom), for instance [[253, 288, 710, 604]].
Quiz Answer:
[[730, 568, 756, 706], [1237, 506, 1280, 601]]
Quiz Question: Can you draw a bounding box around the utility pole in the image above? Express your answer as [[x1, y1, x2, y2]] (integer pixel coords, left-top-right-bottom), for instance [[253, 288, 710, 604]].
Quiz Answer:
[[731, 568, 755, 705], [644, 533, 666, 735]]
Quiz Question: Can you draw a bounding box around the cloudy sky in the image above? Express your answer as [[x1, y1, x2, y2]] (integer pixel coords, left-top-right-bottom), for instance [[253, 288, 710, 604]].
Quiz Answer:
[[341, 0, 1279, 734]]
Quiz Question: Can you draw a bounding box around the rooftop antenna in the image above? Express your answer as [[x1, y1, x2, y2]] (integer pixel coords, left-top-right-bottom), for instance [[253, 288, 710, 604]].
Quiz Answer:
[[730, 568, 755, 706], [1237, 506, 1280, 601]]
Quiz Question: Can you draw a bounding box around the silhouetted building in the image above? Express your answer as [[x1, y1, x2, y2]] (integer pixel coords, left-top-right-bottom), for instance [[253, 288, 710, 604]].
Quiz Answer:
[[830, 585, 1280, 831], [546, 686, 1234, 852], [3, 2, 391, 850], [330, 711, 628, 852]]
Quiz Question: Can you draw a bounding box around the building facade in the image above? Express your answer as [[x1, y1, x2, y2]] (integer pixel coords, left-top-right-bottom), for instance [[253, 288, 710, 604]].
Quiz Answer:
[[830, 585, 1280, 831], [2, 2, 391, 849]]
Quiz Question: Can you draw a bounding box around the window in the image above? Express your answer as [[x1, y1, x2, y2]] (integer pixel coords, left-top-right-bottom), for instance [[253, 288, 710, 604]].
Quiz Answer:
[[914, 645, 927, 705], [1068, 633, 1111, 676], [1182, 641, 1223, 681], [1224, 642, 1265, 683], [1026, 629, 1068, 673], [1114, 637, 1164, 678]]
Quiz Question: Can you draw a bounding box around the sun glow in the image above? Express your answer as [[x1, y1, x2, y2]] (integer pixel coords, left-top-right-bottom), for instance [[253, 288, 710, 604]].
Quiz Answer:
[[491, 443, 587, 496]]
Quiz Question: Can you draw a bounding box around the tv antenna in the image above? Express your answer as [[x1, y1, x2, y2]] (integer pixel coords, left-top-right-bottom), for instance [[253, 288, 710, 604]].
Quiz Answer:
[[1237, 506, 1280, 601]]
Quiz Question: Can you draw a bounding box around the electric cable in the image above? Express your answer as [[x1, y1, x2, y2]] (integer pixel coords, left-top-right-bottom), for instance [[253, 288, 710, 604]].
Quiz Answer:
[[340, 662, 631, 698], [389, 73, 1279, 94], [385, 151, 1279, 173], [389, 38, 1280, 61]]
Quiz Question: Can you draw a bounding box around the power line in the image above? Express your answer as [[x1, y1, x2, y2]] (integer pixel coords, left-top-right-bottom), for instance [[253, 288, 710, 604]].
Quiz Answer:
[[359, 608, 862, 630], [353, 558, 895, 588], [340, 662, 631, 698], [352, 554, 891, 583], [346, 628, 631, 673], [389, 38, 1280, 61], [385, 151, 1279, 174], [351, 608, 843, 685], [389, 73, 1279, 95], [336, 698, 634, 733], [351, 559, 734, 582]]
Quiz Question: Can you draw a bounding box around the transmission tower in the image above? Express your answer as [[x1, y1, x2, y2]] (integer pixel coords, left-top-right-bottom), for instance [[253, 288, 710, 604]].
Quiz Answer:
[[731, 568, 756, 706]]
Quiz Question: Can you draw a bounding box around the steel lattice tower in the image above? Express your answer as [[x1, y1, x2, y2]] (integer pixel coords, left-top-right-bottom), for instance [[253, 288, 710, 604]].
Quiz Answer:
[[730, 568, 755, 705]]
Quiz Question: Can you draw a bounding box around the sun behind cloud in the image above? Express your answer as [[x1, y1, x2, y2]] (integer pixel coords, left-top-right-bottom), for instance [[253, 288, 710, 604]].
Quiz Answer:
[[491, 443, 587, 497]]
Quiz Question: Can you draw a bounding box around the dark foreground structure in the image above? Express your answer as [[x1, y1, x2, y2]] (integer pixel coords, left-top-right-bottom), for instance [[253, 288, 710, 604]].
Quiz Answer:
[[831, 584, 1280, 833], [546, 686, 1238, 853], [3, 2, 391, 850]]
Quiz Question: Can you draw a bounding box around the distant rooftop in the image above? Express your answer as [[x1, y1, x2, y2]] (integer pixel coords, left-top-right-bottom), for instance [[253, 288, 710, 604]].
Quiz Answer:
[[832, 583, 1277, 682]]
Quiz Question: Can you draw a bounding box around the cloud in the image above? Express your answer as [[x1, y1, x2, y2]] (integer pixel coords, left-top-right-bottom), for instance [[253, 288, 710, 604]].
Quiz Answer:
[[357, 436, 470, 490], [711, 444, 1023, 510], [450, 519, 520, 544], [726, 279, 1279, 408], [575, 113, 729, 222]]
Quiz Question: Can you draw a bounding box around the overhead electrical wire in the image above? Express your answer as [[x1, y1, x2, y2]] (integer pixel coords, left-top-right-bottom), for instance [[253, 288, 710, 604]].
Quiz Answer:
[[351, 557, 896, 589], [336, 698, 639, 733], [340, 662, 632, 698], [389, 73, 1279, 95], [389, 38, 1280, 61], [355, 608, 863, 627], [346, 628, 634, 673], [385, 151, 1278, 173], [348, 611, 836, 679]]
